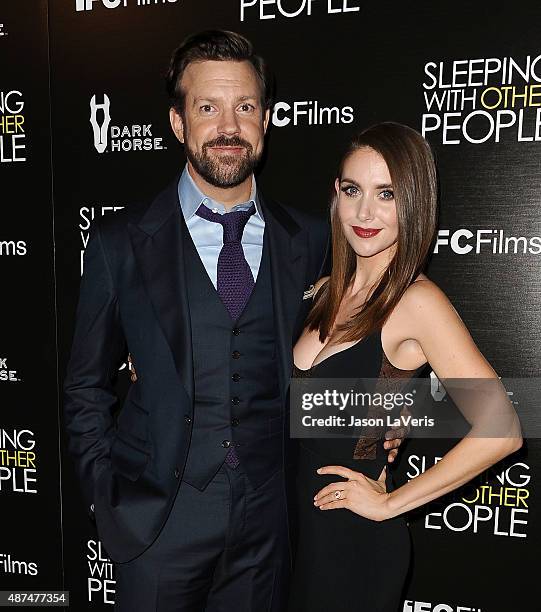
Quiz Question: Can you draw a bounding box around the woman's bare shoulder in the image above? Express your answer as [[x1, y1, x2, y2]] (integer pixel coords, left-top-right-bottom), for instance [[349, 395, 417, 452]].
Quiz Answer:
[[400, 275, 452, 312], [386, 275, 456, 337]]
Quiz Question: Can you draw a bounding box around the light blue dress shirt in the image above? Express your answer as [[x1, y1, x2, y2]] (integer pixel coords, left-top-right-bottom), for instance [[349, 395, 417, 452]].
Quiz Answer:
[[178, 165, 265, 289]]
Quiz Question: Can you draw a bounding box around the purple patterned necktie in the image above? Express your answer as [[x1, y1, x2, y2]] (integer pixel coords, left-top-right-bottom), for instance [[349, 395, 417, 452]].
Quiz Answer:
[[195, 202, 256, 321], [195, 201, 256, 469]]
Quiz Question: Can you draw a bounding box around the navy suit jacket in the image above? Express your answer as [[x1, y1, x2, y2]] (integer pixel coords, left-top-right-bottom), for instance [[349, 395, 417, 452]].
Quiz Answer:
[[63, 175, 330, 563]]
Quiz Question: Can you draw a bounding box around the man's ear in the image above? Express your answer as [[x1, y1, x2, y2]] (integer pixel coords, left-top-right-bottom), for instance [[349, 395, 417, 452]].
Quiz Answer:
[[169, 107, 185, 143], [263, 108, 270, 134]]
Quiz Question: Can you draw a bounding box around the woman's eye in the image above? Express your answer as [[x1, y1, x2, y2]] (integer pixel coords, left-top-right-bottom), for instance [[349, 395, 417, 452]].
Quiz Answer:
[[380, 189, 394, 200], [341, 185, 359, 197]]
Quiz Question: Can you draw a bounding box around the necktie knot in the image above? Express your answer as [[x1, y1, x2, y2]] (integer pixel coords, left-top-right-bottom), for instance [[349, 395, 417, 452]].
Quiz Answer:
[[193, 200, 256, 326], [195, 203, 255, 243]]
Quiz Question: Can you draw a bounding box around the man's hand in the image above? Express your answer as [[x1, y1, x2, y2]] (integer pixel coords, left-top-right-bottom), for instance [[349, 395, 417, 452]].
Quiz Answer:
[[383, 407, 411, 463]]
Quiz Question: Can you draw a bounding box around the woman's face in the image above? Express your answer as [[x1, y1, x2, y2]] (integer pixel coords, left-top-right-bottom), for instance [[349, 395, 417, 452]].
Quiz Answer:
[[335, 147, 398, 261]]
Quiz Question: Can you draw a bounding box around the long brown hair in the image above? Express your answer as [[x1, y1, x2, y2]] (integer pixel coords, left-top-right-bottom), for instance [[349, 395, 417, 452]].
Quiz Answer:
[[306, 122, 438, 343]]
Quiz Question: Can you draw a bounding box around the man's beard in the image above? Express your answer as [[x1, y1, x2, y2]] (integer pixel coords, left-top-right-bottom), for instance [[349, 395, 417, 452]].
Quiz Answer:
[[185, 135, 261, 188]]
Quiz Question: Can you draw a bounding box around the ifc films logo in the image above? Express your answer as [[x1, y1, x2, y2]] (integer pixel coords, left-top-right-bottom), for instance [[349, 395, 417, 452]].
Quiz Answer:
[[76, 0, 178, 10]]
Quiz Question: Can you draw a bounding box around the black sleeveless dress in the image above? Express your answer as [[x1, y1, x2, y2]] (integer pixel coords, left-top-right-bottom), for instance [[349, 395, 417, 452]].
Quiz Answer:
[[288, 330, 423, 612]]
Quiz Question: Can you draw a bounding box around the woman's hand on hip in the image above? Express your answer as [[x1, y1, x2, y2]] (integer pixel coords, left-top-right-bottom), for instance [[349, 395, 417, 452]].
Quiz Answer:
[[313, 465, 392, 522]]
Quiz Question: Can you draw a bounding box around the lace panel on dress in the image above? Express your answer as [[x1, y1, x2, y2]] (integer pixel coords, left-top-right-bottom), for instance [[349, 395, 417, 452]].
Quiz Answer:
[[353, 352, 418, 460]]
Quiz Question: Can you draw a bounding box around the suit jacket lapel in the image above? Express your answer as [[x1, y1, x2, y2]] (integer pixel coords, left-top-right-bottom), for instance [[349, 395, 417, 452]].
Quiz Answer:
[[128, 176, 194, 403], [127, 181, 309, 403], [261, 194, 309, 396]]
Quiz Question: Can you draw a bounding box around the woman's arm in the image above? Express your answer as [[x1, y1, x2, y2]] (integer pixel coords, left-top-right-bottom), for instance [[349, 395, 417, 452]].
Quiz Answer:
[[314, 280, 522, 521]]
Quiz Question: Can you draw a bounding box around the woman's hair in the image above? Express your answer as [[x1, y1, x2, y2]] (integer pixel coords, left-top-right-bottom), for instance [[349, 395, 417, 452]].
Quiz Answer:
[[306, 121, 438, 343]]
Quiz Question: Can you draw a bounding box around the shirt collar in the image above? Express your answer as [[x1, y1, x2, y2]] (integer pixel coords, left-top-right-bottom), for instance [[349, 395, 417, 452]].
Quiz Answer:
[[178, 164, 264, 221]]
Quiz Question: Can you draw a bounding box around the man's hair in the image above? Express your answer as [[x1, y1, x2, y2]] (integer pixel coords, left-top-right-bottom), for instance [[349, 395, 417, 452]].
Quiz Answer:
[[165, 30, 273, 115]]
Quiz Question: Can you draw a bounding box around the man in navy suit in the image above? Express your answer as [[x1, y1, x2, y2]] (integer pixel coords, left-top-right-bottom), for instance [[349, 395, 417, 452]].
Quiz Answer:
[[64, 30, 401, 611]]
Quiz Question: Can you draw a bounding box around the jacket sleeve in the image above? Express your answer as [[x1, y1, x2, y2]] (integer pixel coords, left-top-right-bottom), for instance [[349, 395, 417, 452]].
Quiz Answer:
[[63, 220, 127, 519], [316, 218, 332, 279]]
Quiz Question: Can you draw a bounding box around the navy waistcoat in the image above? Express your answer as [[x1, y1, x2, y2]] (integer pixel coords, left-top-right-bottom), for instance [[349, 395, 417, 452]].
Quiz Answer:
[[181, 215, 283, 490]]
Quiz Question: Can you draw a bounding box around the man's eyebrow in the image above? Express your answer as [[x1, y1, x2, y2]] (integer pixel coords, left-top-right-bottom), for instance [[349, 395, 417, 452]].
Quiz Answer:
[[192, 96, 219, 105], [192, 95, 259, 105]]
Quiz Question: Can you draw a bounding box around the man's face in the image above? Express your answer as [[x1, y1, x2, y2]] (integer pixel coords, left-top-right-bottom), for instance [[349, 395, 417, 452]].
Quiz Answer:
[[169, 60, 270, 188]]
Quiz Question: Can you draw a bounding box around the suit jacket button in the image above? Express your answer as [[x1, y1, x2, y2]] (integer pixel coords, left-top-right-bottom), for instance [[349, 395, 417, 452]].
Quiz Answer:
[[231, 373, 241, 382], [231, 396, 240, 405], [174, 468, 180, 478], [232, 328, 241, 336], [90, 503, 95, 513], [184, 415, 192, 424], [232, 350, 241, 359], [221, 440, 231, 448], [231, 418, 240, 427]]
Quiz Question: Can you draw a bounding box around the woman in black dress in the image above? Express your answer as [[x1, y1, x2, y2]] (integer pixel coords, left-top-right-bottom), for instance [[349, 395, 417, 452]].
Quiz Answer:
[[288, 122, 522, 611]]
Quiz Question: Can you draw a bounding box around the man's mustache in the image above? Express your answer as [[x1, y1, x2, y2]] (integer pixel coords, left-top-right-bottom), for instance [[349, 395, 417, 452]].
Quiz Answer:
[[203, 136, 253, 153]]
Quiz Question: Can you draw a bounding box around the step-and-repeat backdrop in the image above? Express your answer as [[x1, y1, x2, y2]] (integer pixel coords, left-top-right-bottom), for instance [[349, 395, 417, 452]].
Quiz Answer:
[[2, 1, 539, 610]]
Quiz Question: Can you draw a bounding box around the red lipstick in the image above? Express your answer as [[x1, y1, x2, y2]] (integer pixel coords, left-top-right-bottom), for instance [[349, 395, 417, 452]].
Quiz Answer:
[[352, 226, 382, 238]]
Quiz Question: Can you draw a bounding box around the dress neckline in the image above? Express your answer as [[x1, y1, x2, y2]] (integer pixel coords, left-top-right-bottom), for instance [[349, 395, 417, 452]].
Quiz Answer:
[[293, 330, 426, 375], [293, 336, 366, 373]]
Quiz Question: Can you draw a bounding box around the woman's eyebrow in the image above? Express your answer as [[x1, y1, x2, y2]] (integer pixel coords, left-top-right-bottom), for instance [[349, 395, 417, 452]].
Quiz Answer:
[[340, 177, 360, 187]]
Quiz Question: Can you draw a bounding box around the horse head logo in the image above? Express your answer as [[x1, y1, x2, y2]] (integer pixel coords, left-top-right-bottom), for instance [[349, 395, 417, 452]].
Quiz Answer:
[[90, 94, 111, 153]]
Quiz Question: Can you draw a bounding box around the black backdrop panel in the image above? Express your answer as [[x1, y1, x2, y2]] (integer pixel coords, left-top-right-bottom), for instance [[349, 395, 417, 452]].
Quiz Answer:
[[0, 0, 63, 596], [1, 1, 538, 609]]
